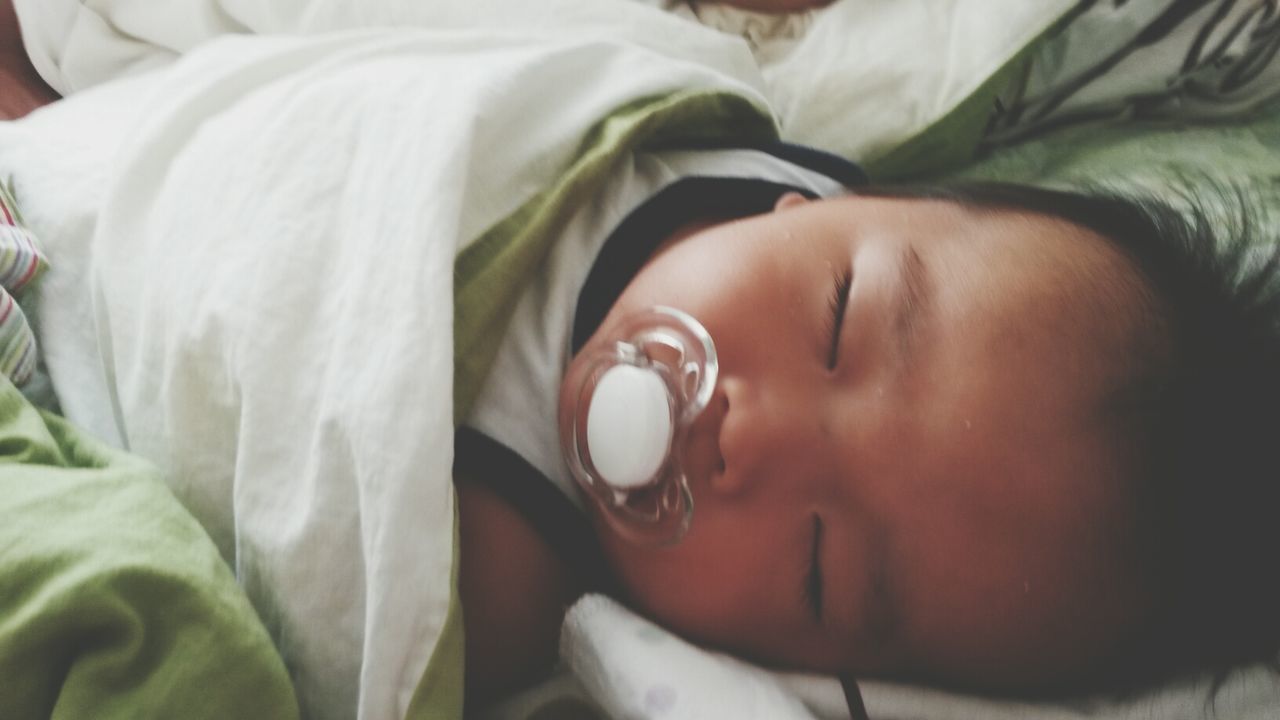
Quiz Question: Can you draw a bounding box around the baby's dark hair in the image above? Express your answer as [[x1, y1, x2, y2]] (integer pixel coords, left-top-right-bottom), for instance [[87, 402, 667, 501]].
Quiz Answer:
[[865, 180, 1280, 690]]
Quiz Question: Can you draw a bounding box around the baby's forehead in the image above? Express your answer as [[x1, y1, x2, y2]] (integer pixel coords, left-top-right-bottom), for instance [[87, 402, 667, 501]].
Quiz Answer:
[[861, 197, 1144, 301], [895, 202, 1157, 422], [775, 194, 1155, 351]]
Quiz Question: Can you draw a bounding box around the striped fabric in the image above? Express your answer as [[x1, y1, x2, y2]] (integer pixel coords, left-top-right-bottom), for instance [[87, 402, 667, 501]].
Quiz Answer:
[[0, 178, 47, 387]]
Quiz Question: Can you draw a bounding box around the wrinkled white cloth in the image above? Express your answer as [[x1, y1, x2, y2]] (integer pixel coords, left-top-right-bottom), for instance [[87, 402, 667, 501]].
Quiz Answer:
[[0, 14, 769, 719], [562, 595, 828, 720], [14, 0, 1075, 160], [563, 594, 1280, 720]]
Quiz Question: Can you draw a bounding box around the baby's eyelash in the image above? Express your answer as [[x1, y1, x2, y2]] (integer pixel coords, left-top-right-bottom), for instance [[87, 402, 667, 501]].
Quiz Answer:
[[826, 267, 853, 369]]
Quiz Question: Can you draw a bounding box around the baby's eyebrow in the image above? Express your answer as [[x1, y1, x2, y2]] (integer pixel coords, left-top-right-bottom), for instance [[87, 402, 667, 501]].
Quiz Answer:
[[893, 244, 934, 374]]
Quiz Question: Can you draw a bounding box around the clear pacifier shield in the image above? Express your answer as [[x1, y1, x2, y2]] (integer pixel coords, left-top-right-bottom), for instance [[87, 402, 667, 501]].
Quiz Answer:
[[560, 306, 717, 545]]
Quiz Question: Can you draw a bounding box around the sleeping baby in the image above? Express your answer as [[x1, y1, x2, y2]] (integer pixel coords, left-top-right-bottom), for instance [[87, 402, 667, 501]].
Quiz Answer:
[[4, 0, 1279, 715], [455, 142, 1280, 704]]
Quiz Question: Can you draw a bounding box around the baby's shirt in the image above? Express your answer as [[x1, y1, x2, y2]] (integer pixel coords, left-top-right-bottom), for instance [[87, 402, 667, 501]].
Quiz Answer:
[[457, 143, 864, 579]]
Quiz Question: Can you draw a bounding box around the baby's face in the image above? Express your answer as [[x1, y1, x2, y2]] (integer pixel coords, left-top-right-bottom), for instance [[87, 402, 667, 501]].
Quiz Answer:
[[567, 193, 1158, 690]]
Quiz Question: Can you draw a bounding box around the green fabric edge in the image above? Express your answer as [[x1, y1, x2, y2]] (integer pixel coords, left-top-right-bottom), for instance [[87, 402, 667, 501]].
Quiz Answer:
[[946, 95, 1280, 233], [0, 378, 300, 720], [863, 7, 1077, 181], [405, 496, 465, 720], [407, 89, 775, 719]]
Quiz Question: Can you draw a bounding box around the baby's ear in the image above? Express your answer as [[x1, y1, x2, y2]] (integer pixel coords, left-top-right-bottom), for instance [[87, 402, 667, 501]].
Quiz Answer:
[[773, 192, 810, 212]]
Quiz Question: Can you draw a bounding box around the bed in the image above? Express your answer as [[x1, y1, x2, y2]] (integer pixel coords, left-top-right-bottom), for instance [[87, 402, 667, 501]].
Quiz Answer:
[[1, 1, 1278, 719]]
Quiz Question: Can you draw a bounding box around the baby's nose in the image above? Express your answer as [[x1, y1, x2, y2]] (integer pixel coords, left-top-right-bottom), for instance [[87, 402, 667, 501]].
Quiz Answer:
[[681, 386, 728, 494], [701, 376, 824, 498]]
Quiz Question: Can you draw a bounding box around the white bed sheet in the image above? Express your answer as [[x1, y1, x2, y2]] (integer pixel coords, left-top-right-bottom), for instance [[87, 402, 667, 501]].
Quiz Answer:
[[9, 1, 1280, 719]]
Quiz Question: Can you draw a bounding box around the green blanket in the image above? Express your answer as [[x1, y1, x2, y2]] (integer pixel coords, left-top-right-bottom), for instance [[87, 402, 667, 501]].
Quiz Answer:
[[953, 99, 1280, 229], [0, 376, 299, 719]]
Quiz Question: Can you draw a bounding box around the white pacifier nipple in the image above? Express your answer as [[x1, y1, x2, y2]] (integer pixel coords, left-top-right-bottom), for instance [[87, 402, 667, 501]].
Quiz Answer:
[[587, 365, 673, 490], [560, 306, 717, 545]]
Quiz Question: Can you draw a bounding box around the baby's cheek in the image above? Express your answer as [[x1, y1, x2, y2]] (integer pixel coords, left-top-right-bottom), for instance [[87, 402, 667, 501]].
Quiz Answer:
[[602, 519, 794, 658], [605, 542, 718, 632]]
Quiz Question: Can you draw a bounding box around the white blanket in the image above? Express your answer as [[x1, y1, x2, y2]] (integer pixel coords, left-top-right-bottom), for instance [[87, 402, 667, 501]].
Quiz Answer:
[[14, 0, 1076, 161], [561, 594, 1280, 720], [0, 10, 772, 718]]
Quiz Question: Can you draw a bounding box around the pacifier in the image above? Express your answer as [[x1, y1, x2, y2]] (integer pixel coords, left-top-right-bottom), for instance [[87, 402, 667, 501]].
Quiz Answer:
[[560, 306, 717, 546]]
